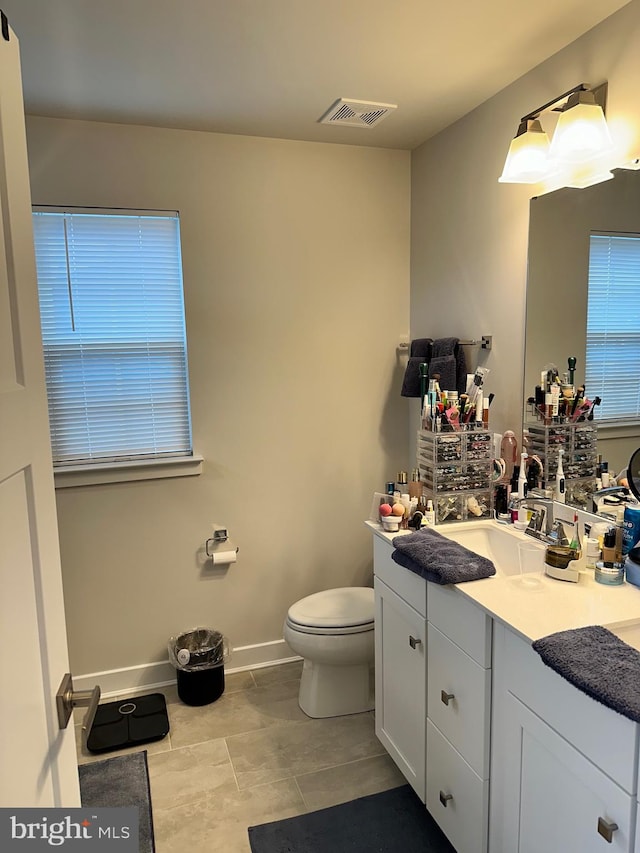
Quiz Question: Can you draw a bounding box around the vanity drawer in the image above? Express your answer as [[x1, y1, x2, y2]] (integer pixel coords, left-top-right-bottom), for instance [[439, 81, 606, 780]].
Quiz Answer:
[[373, 535, 427, 616], [501, 626, 638, 793], [428, 582, 491, 666], [427, 623, 491, 778], [426, 719, 488, 853]]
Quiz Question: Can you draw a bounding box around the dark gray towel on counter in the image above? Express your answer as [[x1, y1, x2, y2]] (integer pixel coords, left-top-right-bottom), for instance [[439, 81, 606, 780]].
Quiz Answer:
[[391, 528, 496, 584], [428, 337, 467, 396], [532, 626, 640, 723], [401, 338, 433, 397]]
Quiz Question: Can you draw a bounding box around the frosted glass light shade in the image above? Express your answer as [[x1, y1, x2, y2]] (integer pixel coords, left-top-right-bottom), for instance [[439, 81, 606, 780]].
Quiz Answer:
[[499, 120, 553, 184], [549, 102, 613, 163]]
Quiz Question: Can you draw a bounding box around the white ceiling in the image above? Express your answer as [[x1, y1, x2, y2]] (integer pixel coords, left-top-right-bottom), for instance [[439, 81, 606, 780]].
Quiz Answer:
[[2, 0, 631, 150]]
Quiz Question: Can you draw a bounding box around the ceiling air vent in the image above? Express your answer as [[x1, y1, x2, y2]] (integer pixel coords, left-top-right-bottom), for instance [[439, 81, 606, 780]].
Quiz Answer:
[[319, 98, 397, 128]]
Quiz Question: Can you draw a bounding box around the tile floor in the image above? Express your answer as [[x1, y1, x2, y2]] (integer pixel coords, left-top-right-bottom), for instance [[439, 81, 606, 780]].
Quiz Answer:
[[76, 661, 405, 852]]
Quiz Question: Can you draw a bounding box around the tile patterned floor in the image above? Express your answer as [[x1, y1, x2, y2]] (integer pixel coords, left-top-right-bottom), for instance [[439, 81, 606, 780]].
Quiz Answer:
[[76, 661, 405, 852]]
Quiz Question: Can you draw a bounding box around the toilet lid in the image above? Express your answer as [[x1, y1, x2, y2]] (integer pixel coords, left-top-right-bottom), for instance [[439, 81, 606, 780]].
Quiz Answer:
[[287, 587, 374, 629]]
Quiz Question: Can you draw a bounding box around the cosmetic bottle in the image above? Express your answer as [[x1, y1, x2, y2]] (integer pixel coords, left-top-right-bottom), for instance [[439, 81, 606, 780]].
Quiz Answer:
[[396, 471, 408, 493], [615, 507, 625, 564], [400, 494, 411, 528], [595, 527, 624, 585], [584, 537, 601, 570], [423, 499, 436, 526], [482, 397, 490, 429], [475, 394, 483, 428], [408, 469, 423, 500], [555, 449, 566, 503], [569, 512, 581, 554], [500, 431, 518, 483], [517, 452, 528, 500], [494, 484, 509, 520]]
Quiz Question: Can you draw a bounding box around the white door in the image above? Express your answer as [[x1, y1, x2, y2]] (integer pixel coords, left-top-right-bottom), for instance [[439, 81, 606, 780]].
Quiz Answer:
[[0, 19, 80, 806]]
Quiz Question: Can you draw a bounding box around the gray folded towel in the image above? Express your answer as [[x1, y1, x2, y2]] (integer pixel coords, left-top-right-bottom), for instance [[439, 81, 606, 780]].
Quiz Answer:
[[532, 626, 640, 723], [429, 337, 467, 396], [391, 528, 496, 584], [401, 338, 433, 397]]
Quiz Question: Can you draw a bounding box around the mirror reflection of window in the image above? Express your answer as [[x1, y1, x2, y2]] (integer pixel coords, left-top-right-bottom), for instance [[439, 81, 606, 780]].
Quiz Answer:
[[586, 232, 640, 423]]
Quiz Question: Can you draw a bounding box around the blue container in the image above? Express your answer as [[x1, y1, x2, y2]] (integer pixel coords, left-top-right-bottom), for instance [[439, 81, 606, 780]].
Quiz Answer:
[[622, 506, 640, 556], [625, 558, 640, 589]]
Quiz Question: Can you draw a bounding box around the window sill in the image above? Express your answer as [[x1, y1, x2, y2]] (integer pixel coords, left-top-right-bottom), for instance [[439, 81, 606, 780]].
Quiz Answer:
[[596, 422, 640, 439], [53, 454, 204, 489]]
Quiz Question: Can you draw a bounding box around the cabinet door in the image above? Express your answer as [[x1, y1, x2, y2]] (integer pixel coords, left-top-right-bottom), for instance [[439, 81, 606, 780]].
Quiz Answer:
[[499, 692, 634, 853], [374, 577, 426, 802]]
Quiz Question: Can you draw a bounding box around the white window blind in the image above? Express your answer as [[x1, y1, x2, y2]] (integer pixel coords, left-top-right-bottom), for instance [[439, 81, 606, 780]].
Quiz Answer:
[[586, 233, 640, 423], [32, 208, 193, 466]]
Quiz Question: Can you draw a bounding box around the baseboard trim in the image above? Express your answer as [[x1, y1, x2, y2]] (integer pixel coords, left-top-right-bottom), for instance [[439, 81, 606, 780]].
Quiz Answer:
[[74, 638, 300, 699]]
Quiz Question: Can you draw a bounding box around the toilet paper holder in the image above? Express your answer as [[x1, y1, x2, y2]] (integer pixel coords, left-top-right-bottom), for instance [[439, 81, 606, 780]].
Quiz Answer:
[[205, 525, 239, 558]]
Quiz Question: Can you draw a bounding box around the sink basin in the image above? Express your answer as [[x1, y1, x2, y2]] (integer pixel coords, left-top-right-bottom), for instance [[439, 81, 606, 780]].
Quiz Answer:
[[438, 521, 545, 578]]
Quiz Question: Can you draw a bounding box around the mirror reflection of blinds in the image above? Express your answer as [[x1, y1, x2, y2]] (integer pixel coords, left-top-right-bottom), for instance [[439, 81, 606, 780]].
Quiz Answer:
[[586, 232, 640, 423], [32, 209, 193, 465]]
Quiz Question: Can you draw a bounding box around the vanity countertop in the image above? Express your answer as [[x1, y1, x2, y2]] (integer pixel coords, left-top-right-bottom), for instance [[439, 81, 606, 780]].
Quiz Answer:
[[366, 519, 640, 645]]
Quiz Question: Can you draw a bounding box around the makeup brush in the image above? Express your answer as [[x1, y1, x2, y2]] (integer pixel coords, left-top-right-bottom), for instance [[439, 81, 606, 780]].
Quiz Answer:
[[571, 386, 584, 418], [587, 396, 602, 421]]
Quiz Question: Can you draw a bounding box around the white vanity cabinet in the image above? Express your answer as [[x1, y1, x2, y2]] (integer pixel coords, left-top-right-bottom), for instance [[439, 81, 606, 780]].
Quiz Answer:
[[426, 584, 492, 853], [372, 532, 493, 851], [491, 623, 639, 853], [373, 535, 427, 801]]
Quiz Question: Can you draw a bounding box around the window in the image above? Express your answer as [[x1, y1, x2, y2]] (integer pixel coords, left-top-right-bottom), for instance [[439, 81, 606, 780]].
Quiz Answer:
[[586, 232, 640, 423], [32, 208, 194, 470]]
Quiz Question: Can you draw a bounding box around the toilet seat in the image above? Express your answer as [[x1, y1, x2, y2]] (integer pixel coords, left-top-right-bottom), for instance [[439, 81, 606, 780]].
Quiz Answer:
[[286, 587, 374, 636]]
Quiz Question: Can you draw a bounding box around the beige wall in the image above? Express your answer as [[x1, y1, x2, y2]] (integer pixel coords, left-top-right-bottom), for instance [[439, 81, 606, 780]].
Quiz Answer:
[[411, 0, 640, 445], [25, 117, 410, 675]]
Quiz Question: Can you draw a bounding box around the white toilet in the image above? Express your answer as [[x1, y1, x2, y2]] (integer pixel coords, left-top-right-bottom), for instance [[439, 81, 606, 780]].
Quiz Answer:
[[283, 587, 375, 718]]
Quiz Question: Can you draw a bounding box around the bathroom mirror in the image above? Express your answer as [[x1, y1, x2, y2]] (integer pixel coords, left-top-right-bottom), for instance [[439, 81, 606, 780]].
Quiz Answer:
[[523, 168, 640, 504]]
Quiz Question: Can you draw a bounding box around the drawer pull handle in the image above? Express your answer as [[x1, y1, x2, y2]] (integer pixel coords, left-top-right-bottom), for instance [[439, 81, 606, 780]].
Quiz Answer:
[[439, 791, 453, 808], [597, 818, 619, 843], [409, 635, 422, 649], [441, 690, 455, 706]]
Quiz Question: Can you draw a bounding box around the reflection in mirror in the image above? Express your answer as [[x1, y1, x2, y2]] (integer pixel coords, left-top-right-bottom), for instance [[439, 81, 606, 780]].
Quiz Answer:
[[629, 447, 640, 503], [524, 168, 640, 512]]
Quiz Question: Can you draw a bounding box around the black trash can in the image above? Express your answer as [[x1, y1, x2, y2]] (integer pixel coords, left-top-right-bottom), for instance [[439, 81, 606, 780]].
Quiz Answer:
[[168, 628, 228, 706]]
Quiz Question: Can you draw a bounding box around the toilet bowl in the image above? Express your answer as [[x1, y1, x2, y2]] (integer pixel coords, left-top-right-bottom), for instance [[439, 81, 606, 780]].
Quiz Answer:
[[283, 587, 375, 718]]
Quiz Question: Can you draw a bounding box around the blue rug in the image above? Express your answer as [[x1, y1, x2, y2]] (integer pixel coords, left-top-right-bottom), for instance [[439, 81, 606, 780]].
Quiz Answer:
[[248, 784, 455, 852]]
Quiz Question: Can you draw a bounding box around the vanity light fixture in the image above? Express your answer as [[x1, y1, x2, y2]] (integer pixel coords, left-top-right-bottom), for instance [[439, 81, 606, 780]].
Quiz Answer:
[[498, 118, 556, 184], [499, 83, 613, 188], [549, 88, 613, 164]]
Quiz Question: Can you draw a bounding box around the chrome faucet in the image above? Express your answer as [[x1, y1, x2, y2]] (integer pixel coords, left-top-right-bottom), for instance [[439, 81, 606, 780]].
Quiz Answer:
[[516, 496, 554, 536], [517, 495, 563, 544]]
